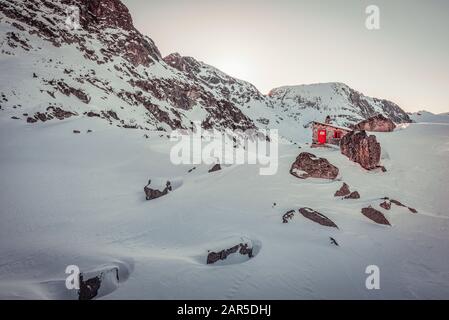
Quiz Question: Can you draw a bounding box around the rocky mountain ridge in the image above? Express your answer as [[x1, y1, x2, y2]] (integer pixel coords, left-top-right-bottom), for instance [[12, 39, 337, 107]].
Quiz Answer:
[[0, 0, 411, 142]]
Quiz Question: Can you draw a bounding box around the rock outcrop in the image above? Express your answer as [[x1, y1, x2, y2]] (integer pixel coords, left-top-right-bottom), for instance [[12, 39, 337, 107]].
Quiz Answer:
[[334, 182, 361, 199], [206, 243, 254, 264], [208, 163, 221, 173], [382, 197, 417, 213], [290, 152, 339, 179], [78, 273, 102, 300], [361, 206, 390, 225], [380, 200, 391, 210], [282, 210, 295, 223], [298, 207, 338, 228], [344, 191, 360, 199], [144, 180, 172, 200], [334, 183, 351, 197], [340, 130, 381, 170], [354, 114, 396, 132]]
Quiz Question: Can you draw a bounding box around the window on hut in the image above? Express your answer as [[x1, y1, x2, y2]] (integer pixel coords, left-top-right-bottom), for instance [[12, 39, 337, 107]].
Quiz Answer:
[[334, 130, 341, 139]]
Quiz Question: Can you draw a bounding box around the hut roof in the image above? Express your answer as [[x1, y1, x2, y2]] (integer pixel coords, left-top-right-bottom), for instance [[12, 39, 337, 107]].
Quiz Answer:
[[312, 121, 352, 132]]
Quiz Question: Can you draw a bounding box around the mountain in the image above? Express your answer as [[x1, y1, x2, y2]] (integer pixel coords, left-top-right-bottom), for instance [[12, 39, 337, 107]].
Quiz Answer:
[[0, 0, 257, 133], [0, 0, 411, 143], [268, 82, 411, 129], [409, 110, 449, 123]]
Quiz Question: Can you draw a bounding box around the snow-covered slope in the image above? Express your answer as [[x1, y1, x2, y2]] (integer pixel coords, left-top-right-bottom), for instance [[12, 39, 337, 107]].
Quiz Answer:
[[409, 110, 449, 123], [0, 0, 258, 133], [1, 116, 448, 299], [0, 0, 411, 144], [268, 83, 411, 131]]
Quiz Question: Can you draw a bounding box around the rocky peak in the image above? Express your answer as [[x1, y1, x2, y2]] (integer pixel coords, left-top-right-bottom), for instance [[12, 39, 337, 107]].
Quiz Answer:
[[82, 0, 134, 31], [163, 53, 201, 74]]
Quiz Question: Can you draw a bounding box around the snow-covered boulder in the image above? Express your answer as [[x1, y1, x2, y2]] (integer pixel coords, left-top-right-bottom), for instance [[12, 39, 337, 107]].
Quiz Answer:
[[290, 152, 339, 179], [340, 130, 381, 170], [144, 179, 172, 200]]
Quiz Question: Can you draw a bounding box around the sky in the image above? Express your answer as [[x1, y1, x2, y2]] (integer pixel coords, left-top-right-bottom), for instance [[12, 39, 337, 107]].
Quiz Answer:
[[123, 0, 449, 113]]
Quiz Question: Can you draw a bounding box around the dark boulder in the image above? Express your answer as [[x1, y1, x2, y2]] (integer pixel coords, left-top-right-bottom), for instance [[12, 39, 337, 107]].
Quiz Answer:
[[385, 197, 417, 213], [344, 191, 360, 199], [208, 163, 221, 173], [298, 207, 338, 228], [144, 180, 172, 200], [206, 243, 253, 264], [290, 152, 339, 179], [340, 130, 381, 170], [282, 210, 295, 223], [78, 274, 102, 300], [380, 200, 391, 210], [361, 206, 390, 225], [334, 182, 350, 197]]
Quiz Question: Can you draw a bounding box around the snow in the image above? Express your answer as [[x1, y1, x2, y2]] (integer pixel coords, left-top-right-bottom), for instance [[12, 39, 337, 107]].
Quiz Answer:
[[1, 117, 449, 299], [409, 110, 449, 124]]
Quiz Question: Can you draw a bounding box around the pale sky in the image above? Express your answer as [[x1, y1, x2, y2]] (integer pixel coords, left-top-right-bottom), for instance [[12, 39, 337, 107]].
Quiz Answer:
[[123, 0, 449, 113]]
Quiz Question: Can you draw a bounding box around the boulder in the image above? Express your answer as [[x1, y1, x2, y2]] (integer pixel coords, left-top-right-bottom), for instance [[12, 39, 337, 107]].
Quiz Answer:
[[144, 180, 172, 200], [354, 114, 396, 132], [380, 200, 391, 210], [361, 206, 390, 225], [344, 191, 360, 199], [298, 207, 338, 228], [78, 274, 102, 300], [208, 163, 221, 173], [340, 130, 381, 170], [386, 197, 417, 213], [290, 152, 339, 180], [282, 210, 295, 223], [334, 182, 350, 197], [206, 243, 253, 264]]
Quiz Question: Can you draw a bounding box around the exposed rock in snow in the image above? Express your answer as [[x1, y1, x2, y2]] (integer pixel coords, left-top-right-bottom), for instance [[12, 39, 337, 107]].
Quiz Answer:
[[27, 107, 77, 123], [334, 182, 350, 197], [354, 114, 396, 132], [290, 152, 339, 179], [361, 206, 390, 226], [329, 237, 339, 246], [208, 163, 221, 173], [340, 130, 381, 170], [78, 266, 121, 300], [387, 198, 418, 213], [380, 200, 392, 210], [344, 191, 360, 199], [144, 179, 172, 200], [78, 273, 102, 300], [298, 207, 338, 228], [206, 242, 254, 265], [282, 210, 295, 223]]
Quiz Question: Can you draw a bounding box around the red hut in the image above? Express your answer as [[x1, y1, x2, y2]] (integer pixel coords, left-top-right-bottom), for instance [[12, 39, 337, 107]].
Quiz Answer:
[[312, 121, 351, 146]]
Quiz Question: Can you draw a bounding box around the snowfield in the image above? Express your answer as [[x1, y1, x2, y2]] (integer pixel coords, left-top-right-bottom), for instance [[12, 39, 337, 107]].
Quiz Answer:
[[1, 117, 449, 299]]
